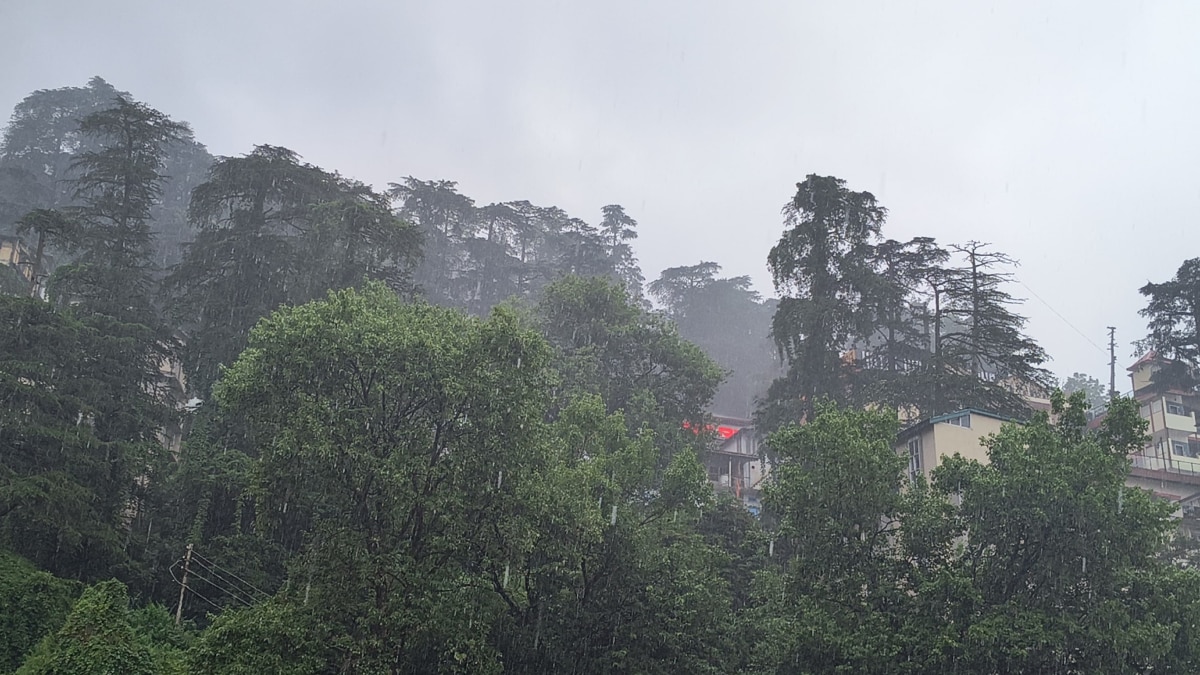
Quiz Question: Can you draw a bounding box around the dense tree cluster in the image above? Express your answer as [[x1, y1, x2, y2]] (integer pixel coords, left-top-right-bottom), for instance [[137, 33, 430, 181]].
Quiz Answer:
[[2, 78, 1199, 674], [756, 175, 1053, 432]]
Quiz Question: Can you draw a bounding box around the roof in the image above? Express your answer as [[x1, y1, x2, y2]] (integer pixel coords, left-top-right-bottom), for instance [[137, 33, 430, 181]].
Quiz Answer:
[[896, 408, 1018, 443], [1128, 351, 1161, 372]]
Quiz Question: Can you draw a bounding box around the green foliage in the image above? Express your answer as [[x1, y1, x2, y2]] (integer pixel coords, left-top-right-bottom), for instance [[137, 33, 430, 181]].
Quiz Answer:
[[17, 579, 155, 675], [165, 145, 420, 396], [0, 551, 82, 672], [926, 393, 1177, 673], [756, 404, 910, 673], [650, 261, 782, 417], [0, 296, 162, 580], [1138, 257, 1200, 391], [215, 283, 554, 671], [763, 175, 886, 425], [759, 177, 1051, 429], [537, 275, 723, 457], [0, 77, 127, 210], [1061, 371, 1109, 410], [186, 601, 327, 675]]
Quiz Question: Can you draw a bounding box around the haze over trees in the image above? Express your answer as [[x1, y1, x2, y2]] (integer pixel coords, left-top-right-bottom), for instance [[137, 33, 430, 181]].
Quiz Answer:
[[1, 77, 1197, 673]]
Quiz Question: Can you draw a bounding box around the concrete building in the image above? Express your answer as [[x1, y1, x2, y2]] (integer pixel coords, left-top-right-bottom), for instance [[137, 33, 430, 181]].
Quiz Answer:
[[893, 409, 1014, 482], [1122, 353, 1200, 528], [699, 415, 768, 514]]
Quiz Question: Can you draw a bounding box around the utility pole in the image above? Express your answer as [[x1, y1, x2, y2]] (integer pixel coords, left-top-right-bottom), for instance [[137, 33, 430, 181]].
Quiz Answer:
[[1108, 326, 1117, 399], [175, 543, 193, 626]]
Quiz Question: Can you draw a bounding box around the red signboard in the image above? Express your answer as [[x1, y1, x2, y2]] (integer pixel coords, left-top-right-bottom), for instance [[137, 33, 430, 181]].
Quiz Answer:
[[683, 421, 739, 439]]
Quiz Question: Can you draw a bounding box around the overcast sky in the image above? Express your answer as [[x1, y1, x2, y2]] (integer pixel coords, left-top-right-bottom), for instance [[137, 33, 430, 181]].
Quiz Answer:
[[2, 0, 1196, 385]]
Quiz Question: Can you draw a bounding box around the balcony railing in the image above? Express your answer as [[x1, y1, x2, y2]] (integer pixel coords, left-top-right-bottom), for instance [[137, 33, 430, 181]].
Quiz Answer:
[[1131, 453, 1200, 477]]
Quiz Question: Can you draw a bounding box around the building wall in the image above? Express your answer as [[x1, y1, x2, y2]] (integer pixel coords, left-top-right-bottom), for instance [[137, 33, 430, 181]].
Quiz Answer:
[[898, 412, 1011, 482], [0, 238, 33, 282]]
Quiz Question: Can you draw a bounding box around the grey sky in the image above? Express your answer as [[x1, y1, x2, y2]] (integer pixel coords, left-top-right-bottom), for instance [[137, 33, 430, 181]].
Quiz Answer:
[[3, 0, 1196, 386]]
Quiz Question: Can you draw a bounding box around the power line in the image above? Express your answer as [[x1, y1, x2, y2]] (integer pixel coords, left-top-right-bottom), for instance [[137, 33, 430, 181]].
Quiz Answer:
[[169, 558, 224, 613], [1015, 277, 1108, 355], [186, 569, 256, 608], [189, 550, 270, 599], [188, 554, 269, 602]]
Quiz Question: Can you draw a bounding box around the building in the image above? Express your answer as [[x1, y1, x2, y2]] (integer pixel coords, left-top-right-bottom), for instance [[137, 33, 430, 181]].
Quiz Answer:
[[893, 409, 1014, 482], [0, 234, 53, 298], [698, 415, 768, 513], [1123, 353, 1200, 527]]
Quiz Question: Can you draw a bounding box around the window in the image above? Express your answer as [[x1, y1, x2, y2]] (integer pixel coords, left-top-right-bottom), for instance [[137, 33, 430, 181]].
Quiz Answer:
[[945, 413, 971, 428], [1168, 402, 1186, 416], [1175, 441, 1200, 458], [907, 437, 922, 480]]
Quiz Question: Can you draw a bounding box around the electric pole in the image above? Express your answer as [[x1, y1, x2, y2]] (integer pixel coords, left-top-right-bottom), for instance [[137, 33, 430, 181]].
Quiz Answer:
[[1108, 326, 1117, 399], [175, 543, 193, 626]]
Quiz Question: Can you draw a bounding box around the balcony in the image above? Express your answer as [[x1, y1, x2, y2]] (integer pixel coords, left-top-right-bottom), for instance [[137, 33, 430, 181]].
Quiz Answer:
[[1130, 452, 1200, 485], [1164, 410, 1198, 432]]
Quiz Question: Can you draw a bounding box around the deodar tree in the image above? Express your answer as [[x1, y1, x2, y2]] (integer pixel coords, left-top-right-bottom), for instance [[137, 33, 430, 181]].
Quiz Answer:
[[760, 175, 885, 429], [1138, 257, 1200, 391]]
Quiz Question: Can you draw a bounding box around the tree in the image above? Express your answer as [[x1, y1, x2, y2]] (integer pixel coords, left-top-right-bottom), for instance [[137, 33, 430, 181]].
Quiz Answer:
[[1061, 372, 1108, 411], [0, 77, 212, 266], [169, 148, 420, 397], [599, 204, 644, 298], [389, 177, 477, 305], [17, 579, 155, 675], [759, 175, 886, 428], [0, 167, 51, 231], [50, 96, 187, 326], [650, 262, 782, 417], [0, 552, 81, 672], [0, 296, 162, 581], [0, 77, 128, 210], [14, 208, 77, 297], [1138, 258, 1200, 391], [933, 241, 1050, 417], [753, 404, 911, 673], [214, 284, 555, 671], [850, 237, 947, 415], [926, 393, 1181, 672], [536, 276, 723, 452]]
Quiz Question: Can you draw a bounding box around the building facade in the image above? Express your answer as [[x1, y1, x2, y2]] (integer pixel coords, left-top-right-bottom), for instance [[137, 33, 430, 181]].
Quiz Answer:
[[699, 415, 768, 513], [1122, 353, 1200, 528], [893, 409, 1013, 482]]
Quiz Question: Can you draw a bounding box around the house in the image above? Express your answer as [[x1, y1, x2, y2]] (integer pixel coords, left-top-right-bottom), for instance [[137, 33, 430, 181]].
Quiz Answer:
[[697, 415, 768, 514], [1121, 353, 1200, 528], [0, 235, 34, 282], [0, 234, 54, 298], [893, 409, 1015, 482]]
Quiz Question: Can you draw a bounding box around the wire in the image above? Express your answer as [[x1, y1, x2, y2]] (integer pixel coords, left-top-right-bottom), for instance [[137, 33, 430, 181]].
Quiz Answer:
[[189, 550, 271, 599], [186, 570, 256, 607], [168, 559, 229, 613], [188, 555, 268, 604], [1015, 277, 1108, 355]]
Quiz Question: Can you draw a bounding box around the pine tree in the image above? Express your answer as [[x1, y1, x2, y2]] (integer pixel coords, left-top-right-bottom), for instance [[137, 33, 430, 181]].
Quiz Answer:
[[758, 175, 885, 429]]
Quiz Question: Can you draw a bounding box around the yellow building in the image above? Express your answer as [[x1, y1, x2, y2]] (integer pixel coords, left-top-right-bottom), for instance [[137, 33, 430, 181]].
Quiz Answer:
[[1122, 353, 1200, 527], [893, 409, 1015, 482], [1, 235, 34, 281]]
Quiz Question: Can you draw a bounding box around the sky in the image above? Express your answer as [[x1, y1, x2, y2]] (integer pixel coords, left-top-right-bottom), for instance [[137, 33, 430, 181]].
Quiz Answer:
[[2, 0, 1197, 386]]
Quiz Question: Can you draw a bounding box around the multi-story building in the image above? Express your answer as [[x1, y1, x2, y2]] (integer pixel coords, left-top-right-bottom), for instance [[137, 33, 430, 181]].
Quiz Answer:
[[699, 415, 768, 514], [1123, 353, 1200, 528]]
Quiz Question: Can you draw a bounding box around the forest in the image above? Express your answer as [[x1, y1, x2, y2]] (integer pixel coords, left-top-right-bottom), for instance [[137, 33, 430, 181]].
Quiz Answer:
[[4, 77, 1200, 674]]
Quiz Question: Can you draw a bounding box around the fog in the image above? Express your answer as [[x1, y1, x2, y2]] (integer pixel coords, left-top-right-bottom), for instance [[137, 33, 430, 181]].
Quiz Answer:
[[4, 0, 1198, 381]]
